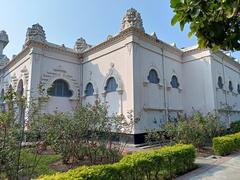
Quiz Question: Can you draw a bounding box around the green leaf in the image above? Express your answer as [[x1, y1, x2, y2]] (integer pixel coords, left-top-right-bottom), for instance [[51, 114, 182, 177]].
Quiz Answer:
[[171, 14, 179, 25], [192, 8, 201, 18], [171, 0, 181, 8], [180, 21, 185, 31], [188, 31, 194, 38]]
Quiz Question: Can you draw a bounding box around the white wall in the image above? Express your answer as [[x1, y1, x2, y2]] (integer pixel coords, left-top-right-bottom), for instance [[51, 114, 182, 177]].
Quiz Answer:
[[0, 49, 32, 100], [82, 36, 134, 132], [30, 46, 80, 113], [182, 51, 215, 115], [211, 54, 240, 124], [132, 37, 183, 133]]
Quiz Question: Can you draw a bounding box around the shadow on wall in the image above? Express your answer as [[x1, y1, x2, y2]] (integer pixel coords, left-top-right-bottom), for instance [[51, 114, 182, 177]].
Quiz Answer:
[[82, 59, 127, 116]]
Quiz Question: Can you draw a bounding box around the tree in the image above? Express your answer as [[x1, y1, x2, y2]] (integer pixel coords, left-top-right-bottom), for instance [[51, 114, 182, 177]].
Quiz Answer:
[[0, 88, 32, 178], [170, 0, 240, 51]]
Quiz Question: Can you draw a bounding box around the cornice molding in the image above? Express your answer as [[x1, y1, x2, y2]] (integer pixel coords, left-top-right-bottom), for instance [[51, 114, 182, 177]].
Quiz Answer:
[[29, 41, 79, 58], [82, 28, 134, 57], [3, 40, 80, 71], [83, 27, 183, 57], [182, 47, 209, 56], [4, 46, 31, 71], [212, 51, 240, 70]]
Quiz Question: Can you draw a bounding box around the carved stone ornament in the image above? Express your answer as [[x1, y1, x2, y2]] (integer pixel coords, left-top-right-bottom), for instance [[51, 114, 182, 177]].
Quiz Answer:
[[24, 23, 46, 44], [121, 8, 145, 32], [0, 56, 9, 67], [0, 30, 9, 48], [151, 32, 158, 40], [74, 37, 91, 52]]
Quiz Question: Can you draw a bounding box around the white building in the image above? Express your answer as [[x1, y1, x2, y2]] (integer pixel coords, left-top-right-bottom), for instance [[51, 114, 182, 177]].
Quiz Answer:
[[1, 8, 240, 143]]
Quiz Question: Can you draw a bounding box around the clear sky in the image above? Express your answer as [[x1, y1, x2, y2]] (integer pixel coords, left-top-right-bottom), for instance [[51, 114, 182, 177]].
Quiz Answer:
[[0, 0, 239, 59]]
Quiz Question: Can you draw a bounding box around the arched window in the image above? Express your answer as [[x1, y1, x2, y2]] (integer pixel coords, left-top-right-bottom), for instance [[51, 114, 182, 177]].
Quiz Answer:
[[218, 76, 223, 89], [8, 85, 13, 91], [229, 81, 233, 92], [105, 77, 118, 92], [1, 89, 4, 101], [147, 69, 159, 84], [238, 84, 240, 94], [17, 79, 24, 97], [47, 79, 72, 97], [85, 82, 94, 96], [170, 75, 179, 88], [0, 89, 5, 112]]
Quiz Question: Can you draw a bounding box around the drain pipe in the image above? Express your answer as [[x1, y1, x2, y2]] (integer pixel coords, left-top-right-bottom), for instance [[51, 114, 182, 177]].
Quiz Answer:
[[161, 46, 168, 121], [80, 56, 84, 107], [221, 54, 230, 127]]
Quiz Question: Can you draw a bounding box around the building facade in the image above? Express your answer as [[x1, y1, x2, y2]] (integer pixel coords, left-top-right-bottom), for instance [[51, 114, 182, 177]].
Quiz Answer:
[[1, 9, 240, 143]]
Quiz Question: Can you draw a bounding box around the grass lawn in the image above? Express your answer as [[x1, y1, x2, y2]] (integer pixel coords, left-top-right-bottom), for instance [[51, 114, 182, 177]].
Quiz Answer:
[[21, 149, 61, 177]]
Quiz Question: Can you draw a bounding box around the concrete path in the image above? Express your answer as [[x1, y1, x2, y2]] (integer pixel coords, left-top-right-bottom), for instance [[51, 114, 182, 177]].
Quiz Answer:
[[177, 153, 240, 180]]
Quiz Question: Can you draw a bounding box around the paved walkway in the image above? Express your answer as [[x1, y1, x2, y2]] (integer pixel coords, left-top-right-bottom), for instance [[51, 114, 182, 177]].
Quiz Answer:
[[177, 153, 240, 180]]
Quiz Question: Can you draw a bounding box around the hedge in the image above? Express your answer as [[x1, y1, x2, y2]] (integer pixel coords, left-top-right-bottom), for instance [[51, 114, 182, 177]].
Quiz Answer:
[[38, 144, 196, 180], [213, 132, 240, 156]]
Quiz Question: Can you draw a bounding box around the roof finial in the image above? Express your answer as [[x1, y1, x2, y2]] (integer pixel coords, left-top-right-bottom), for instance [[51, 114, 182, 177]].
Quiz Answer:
[[74, 37, 91, 52], [121, 8, 145, 32], [24, 23, 46, 44], [0, 30, 9, 55]]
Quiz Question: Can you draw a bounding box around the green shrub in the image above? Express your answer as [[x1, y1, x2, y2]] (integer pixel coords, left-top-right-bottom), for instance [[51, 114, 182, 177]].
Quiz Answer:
[[230, 121, 240, 133], [31, 102, 136, 165], [38, 144, 196, 180], [213, 132, 240, 156], [146, 112, 224, 148]]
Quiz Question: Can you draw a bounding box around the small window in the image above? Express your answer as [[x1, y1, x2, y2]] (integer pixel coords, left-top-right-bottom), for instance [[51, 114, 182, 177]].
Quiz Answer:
[[0, 89, 5, 112], [47, 79, 72, 97], [17, 79, 24, 97], [85, 82, 94, 96], [170, 75, 179, 88], [147, 69, 159, 84], [229, 81, 233, 92], [8, 85, 13, 91], [237, 84, 240, 94], [1, 89, 4, 101], [105, 77, 118, 92], [218, 76, 223, 89]]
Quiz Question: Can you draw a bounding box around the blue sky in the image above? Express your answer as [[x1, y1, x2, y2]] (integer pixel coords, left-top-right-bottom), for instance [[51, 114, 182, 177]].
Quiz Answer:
[[0, 0, 239, 59]]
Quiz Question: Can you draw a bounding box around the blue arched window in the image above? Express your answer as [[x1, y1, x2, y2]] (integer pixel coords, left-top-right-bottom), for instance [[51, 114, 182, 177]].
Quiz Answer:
[[229, 81, 233, 92], [105, 77, 118, 92], [8, 85, 13, 91], [47, 79, 72, 97], [170, 75, 179, 88], [17, 79, 24, 97], [0, 89, 5, 112], [1, 89, 4, 99], [147, 69, 159, 84], [238, 84, 240, 94], [85, 82, 94, 96], [218, 76, 223, 89]]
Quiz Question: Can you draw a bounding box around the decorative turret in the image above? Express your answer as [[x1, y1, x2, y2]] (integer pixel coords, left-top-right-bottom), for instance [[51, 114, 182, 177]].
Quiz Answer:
[[121, 8, 145, 32], [24, 23, 46, 44], [74, 38, 91, 52], [0, 30, 9, 68], [0, 30, 9, 56]]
